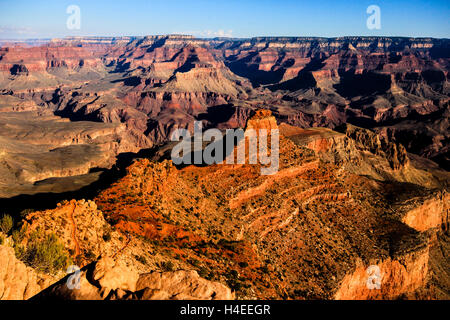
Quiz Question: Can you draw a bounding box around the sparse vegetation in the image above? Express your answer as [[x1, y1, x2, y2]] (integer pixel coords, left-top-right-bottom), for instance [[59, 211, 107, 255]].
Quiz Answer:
[[158, 260, 174, 272], [135, 254, 147, 265], [14, 228, 69, 274], [198, 266, 209, 278], [102, 232, 111, 242], [0, 214, 13, 235], [12, 228, 25, 245], [260, 265, 270, 274], [19, 208, 35, 219], [84, 250, 96, 261]]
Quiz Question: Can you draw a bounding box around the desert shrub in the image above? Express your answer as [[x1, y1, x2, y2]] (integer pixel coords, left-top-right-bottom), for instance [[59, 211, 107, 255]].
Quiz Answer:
[[102, 232, 111, 242], [227, 269, 239, 280], [135, 255, 147, 265], [18, 231, 69, 274], [217, 239, 242, 253], [260, 265, 270, 274], [0, 234, 4, 245], [108, 217, 120, 226], [206, 271, 215, 281], [12, 227, 26, 257], [84, 250, 96, 261], [198, 266, 209, 278], [20, 209, 35, 219], [188, 258, 200, 268], [226, 279, 244, 292], [158, 261, 174, 272], [12, 228, 25, 244], [0, 214, 13, 234]]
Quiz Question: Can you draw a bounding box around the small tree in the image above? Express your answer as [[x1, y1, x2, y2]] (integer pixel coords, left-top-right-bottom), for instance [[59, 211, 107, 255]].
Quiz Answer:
[[0, 214, 13, 235]]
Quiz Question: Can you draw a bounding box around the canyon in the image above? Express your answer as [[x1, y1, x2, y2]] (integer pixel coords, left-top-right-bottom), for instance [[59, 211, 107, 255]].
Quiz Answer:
[[0, 35, 449, 300]]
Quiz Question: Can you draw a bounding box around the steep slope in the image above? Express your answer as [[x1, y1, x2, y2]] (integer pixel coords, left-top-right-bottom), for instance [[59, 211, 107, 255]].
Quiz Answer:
[[89, 111, 449, 299], [0, 245, 54, 300], [1, 110, 448, 300]]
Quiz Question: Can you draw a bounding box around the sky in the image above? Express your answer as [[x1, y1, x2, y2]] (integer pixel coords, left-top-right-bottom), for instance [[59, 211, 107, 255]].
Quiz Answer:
[[0, 0, 449, 39]]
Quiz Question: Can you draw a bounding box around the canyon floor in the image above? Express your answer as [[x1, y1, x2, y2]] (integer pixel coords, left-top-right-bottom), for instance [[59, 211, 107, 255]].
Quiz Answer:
[[0, 35, 449, 300]]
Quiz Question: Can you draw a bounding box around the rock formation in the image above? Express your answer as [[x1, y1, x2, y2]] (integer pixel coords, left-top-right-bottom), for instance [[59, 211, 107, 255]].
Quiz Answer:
[[0, 34, 449, 301], [0, 245, 54, 300], [1, 35, 449, 178], [87, 111, 448, 299], [32, 256, 233, 300]]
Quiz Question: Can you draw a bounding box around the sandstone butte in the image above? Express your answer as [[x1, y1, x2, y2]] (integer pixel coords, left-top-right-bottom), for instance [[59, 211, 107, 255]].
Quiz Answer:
[[0, 110, 448, 300]]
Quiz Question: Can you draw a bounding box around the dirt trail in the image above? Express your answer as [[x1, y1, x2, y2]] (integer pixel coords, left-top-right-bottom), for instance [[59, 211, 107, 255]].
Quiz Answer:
[[68, 203, 81, 257], [112, 233, 131, 259]]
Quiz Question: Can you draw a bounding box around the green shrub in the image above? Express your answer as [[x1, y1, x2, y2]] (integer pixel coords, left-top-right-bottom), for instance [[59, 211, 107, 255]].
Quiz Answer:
[[188, 258, 200, 268], [217, 239, 242, 253], [260, 265, 270, 274], [20, 209, 35, 219], [227, 269, 239, 280], [19, 231, 69, 274], [0, 214, 13, 234], [12, 228, 26, 257], [198, 266, 209, 278], [159, 261, 174, 272], [12, 228, 25, 244]]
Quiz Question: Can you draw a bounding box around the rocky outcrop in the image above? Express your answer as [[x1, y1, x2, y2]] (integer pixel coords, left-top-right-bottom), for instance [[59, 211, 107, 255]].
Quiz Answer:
[[245, 109, 278, 131], [0, 46, 103, 74], [281, 122, 448, 188], [0, 245, 53, 300], [22, 200, 114, 265], [32, 256, 233, 300], [397, 191, 449, 232], [342, 124, 409, 170], [334, 247, 429, 300], [136, 270, 234, 300]]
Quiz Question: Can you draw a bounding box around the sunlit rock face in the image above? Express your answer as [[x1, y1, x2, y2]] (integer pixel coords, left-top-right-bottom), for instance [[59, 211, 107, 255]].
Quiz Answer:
[[0, 36, 449, 300]]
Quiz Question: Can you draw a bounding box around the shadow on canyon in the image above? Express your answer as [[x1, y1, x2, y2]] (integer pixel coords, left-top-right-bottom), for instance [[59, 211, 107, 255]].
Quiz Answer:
[[0, 126, 246, 221], [0, 146, 163, 219]]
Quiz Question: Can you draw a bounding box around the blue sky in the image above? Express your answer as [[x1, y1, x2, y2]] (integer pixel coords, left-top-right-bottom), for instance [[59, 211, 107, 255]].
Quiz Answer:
[[0, 0, 449, 39]]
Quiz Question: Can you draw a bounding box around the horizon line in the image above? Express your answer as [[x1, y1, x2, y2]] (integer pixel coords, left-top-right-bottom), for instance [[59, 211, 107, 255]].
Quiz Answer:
[[1, 34, 450, 41]]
